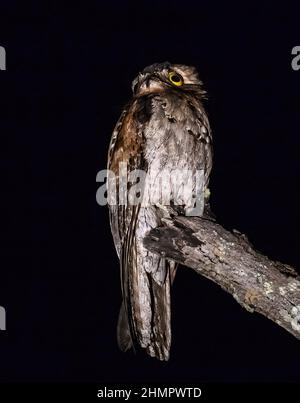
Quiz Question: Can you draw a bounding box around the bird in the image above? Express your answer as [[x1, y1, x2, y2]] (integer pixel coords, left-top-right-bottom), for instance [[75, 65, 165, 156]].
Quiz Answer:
[[107, 62, 213, 360]]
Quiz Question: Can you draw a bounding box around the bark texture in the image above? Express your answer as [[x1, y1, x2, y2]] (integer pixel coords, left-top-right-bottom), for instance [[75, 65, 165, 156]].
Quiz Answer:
[[143, 216, 300, 341]]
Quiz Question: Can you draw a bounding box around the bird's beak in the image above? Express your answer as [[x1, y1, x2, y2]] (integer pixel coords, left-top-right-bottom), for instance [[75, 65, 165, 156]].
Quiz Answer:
[[142, 73, 159, 88], [133, 72, 160, 95]]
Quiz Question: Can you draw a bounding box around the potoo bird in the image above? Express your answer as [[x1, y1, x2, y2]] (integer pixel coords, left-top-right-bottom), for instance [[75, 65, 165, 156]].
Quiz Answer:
[[107, 62, 212, 360]]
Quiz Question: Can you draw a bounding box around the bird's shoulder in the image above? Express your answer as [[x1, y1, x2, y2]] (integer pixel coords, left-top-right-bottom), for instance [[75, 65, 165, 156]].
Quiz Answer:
[[108, 100, 146, 174]]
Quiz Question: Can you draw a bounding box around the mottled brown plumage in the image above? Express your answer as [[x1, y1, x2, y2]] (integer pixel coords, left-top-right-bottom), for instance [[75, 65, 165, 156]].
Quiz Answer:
[[107, 62, 212, 360]]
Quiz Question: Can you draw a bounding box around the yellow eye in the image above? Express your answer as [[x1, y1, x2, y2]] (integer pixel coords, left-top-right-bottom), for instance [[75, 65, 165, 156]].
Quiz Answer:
[[168, 71, 183, 86]]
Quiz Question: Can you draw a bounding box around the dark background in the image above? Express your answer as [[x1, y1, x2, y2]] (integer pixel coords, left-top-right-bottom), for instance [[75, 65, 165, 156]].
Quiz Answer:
[[0, 0, 300, 383]]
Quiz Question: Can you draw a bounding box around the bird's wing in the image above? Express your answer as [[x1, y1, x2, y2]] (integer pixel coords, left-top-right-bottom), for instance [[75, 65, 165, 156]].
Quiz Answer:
[[108, 97, 174, 360], [108, 100, 148, 352]]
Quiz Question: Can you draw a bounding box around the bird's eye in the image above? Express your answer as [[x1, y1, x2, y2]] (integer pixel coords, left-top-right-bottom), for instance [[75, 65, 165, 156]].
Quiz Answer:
[[168, 71, 183, 86]]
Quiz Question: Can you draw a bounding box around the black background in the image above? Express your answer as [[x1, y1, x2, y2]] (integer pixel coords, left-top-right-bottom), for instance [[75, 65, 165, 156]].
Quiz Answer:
[[0, 0, 300, 383]]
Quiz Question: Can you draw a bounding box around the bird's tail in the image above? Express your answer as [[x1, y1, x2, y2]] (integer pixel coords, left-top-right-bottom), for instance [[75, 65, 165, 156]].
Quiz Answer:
[[144, 265, 172, 360], [118, 246, 174, 361], [117, 302, 133, 352]]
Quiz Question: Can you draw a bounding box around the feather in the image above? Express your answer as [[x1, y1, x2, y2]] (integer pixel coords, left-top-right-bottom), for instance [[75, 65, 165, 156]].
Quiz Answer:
[[107, 63, 213, 360], [117, 302, 132, 352]]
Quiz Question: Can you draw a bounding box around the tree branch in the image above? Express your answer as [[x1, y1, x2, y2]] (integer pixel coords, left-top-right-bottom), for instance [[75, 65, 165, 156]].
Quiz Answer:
[[143, 216, 300, 341]]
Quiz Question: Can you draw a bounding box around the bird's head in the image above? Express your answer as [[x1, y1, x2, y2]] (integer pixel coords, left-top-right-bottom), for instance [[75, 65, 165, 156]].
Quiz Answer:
[[132, 62, 205, 96]]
